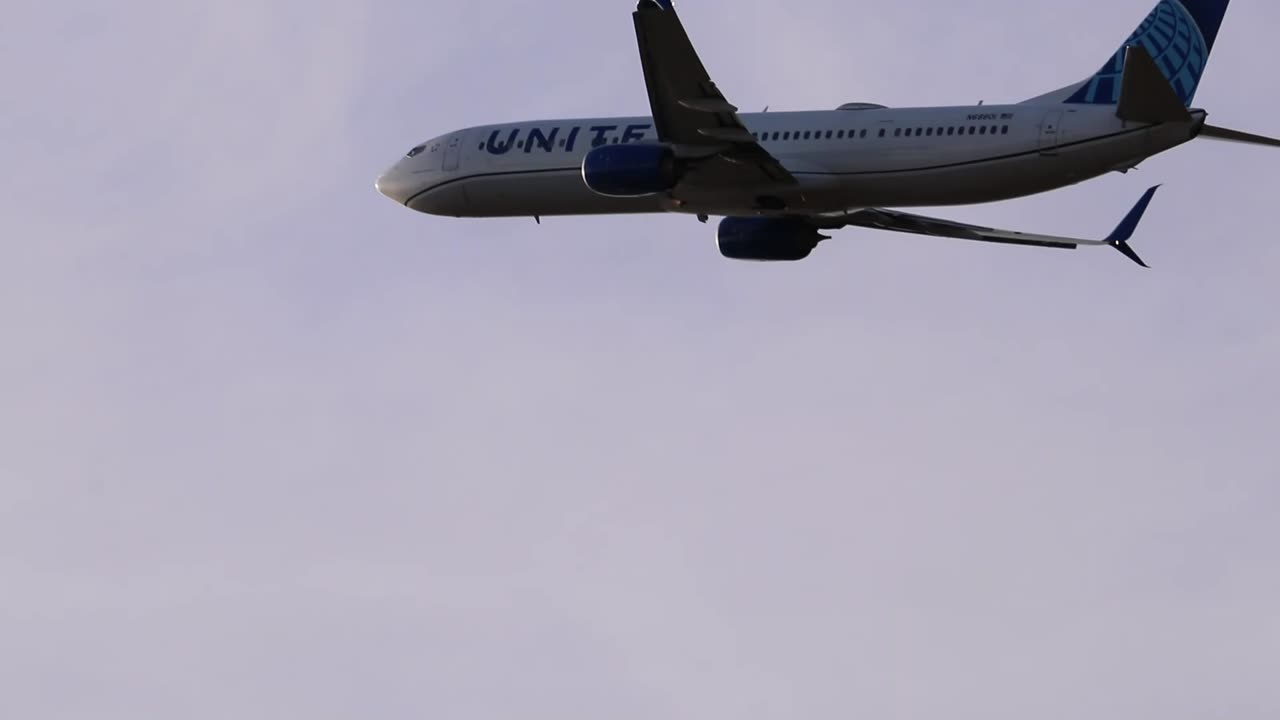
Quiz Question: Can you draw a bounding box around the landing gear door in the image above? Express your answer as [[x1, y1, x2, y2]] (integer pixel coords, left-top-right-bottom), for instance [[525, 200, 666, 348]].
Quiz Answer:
[[442, 133, 463, 171], [1038, 110, 1064, 155]]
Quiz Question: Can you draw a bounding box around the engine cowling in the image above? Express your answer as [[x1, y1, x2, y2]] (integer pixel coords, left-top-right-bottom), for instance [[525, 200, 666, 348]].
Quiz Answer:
[[581, 143, 679, 197], [717, 217, 827, 261]]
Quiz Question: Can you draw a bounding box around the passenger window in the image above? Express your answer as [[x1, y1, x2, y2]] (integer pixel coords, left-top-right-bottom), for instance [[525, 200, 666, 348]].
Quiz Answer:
[[947, 127, 954, 136], [915, 128, 923, 137], [925, 128, 933, 136], [979, 126, 987, 135], [879, 129, 886, 137], [894, 128, 902, 137], [1002, 125, 1009, 134], [825, 130, 833, 139], [861, 129, 868, 138], [969, 126, 977, 135], [837, 130, 844, 138]]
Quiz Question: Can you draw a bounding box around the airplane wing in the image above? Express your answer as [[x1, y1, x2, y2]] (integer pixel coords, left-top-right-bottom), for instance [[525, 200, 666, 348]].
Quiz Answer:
[[814, 186, 1163, 267], [632, 0, 795, 186]]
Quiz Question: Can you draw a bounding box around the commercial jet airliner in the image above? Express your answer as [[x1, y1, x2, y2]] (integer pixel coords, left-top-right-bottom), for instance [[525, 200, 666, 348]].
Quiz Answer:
[[375, 0, 1278, 265]]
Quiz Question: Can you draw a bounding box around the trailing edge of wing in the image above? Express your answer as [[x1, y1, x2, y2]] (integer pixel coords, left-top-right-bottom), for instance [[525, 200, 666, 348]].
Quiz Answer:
[[816, 186, 1163, 268]]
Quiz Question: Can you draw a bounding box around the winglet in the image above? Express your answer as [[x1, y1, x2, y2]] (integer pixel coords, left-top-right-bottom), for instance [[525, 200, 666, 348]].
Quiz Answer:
[[1105, 185, 1161, 268]]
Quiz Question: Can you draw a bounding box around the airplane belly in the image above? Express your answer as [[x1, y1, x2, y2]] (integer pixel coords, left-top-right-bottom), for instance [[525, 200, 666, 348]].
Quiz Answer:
[[449, 169, 667, 218]]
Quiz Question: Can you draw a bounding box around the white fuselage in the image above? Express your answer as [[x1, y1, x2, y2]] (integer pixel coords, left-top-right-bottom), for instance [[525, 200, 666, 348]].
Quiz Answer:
[[377, 103, 1204, 219]]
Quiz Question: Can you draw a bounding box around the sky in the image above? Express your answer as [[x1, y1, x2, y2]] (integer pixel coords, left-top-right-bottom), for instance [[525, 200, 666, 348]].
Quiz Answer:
[[2, 0, 1278, 717]]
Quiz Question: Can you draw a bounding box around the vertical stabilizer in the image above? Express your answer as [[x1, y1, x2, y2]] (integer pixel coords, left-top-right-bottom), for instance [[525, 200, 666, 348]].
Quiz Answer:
[[1023, 0, 1231, 106]]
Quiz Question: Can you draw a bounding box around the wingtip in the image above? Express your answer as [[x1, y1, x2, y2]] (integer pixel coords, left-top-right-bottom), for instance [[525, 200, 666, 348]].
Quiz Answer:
[[1104, 185, 1161, 268], [1113, 240, 1151, 268]]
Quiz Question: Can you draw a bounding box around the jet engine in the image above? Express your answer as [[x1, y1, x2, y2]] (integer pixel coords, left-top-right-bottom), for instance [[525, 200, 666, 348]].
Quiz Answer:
[[717, 217, 829, 261], [581, 144, 680, 197]]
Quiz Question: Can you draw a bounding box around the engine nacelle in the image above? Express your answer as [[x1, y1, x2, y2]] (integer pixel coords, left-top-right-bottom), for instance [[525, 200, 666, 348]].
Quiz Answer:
[[717, 217, 827, 261], [581, 143, 679, 197]]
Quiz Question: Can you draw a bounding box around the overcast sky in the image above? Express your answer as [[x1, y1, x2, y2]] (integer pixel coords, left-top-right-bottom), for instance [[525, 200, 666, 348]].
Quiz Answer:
[[3, 0, 1278, 717]]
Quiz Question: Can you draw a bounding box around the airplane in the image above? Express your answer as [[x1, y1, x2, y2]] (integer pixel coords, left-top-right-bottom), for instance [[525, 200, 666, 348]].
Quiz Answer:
[[375, 0, 1279, 266]]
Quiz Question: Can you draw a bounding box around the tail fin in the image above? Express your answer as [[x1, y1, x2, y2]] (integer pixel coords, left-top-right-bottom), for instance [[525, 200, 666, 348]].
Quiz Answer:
[[1027, 0, 1231, 107]]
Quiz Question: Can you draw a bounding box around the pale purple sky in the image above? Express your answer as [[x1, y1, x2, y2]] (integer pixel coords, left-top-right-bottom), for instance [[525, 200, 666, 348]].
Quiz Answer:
[[3, 0, 1279, 717]]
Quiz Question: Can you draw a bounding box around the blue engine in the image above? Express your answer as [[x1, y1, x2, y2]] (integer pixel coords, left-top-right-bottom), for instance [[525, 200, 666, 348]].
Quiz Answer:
[[581, 144, 679, 197], [717, 217, 828, 261]]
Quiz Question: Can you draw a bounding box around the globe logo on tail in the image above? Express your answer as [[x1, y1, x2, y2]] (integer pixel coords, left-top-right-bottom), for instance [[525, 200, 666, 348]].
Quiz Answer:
[[1067, 0, 1209, 106]]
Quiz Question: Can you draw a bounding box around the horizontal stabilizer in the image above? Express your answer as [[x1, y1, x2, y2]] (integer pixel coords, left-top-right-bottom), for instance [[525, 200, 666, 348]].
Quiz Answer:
[[1199, 124, 1280, 148], [1116, 46, 1191, 124]]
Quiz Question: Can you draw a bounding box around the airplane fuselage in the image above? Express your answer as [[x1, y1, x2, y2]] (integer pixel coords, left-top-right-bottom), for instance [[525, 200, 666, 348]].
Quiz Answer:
[[381, 103, 1204, 219]]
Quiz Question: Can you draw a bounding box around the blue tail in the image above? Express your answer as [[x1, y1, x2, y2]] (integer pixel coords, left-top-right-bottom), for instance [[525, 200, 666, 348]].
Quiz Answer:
[[1065, 0, 1231, 107]]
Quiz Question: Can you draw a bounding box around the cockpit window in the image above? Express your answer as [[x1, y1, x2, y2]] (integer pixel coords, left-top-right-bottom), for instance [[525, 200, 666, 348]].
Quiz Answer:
[[406, 144, 428, 158]]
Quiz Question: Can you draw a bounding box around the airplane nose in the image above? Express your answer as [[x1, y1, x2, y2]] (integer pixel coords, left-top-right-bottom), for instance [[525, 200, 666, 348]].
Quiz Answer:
[[375, 164, 414, 205]]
